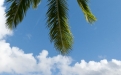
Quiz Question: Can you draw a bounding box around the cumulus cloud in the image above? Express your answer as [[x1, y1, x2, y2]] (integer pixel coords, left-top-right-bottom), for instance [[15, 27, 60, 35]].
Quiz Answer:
[[0, 0, 12, 40], [0, 0, 121, 75], [0, 41, 71, 75], [0, 42, 121, 75]]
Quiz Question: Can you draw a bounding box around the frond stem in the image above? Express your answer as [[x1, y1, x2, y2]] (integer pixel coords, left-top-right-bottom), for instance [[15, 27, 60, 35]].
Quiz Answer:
[[56, 0, 64, 51]]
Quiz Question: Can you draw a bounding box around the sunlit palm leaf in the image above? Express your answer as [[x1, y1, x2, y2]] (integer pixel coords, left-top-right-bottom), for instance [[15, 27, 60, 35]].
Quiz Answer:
[[5, 0, 96, 55], [77, 0, 96, 23], [47, 0, 73, 54], [6, 0, 41, 29]]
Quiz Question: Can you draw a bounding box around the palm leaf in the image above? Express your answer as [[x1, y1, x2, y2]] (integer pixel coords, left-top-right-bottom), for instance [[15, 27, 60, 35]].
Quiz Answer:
[[47, 0, 73, 54], [32, 0, 41, 8], [77, 0, 96, 23], [6, 0, 41, 29]]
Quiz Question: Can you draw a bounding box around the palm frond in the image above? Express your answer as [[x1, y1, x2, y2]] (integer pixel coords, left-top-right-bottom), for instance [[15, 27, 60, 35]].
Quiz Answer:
[[47, 0, 73, 54], [32, 0, 41, 8], [77, 0, 96, 23], [6, 0, 41, 29]]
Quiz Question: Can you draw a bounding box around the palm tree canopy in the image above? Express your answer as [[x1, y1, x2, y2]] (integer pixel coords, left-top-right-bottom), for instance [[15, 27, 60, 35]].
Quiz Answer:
[[5, 0, 96, 55]]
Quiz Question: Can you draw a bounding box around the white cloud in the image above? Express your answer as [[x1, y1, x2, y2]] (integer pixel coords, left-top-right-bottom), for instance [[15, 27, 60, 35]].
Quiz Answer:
[[0, 0, 121, 75], [0, 40, 72, 75], [98, 55, 107, 59], [0, 0, 12, 40], [0, 41, 121, 75]]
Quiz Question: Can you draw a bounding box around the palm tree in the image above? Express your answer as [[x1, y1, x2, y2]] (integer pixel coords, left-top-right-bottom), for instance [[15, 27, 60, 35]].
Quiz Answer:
[[5, 0, 96, 54]]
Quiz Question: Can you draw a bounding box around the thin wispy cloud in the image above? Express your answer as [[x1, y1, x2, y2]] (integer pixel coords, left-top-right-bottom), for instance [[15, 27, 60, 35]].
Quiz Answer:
[[26, 34, 32, 39], [0, 0, 121, 75], [98, 55, 107, 59]]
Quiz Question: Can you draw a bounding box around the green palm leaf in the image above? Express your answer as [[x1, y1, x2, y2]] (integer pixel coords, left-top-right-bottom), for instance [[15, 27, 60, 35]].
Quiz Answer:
[[32, 0, 41, 8], [6, 0, 41, 29], [5, 0, 96, 54], [77, 0, 96, 23], [47, 0, 73, 54]]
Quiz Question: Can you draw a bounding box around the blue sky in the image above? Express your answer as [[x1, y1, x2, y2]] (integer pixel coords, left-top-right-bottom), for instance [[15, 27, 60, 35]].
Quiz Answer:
[[0, 0, 121, 75]]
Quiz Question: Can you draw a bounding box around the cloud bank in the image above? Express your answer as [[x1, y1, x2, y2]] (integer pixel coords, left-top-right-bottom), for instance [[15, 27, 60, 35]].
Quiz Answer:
[[0, 0, 12, 40], [0, 42, 121, 75], [0, 0, 121, 75]]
